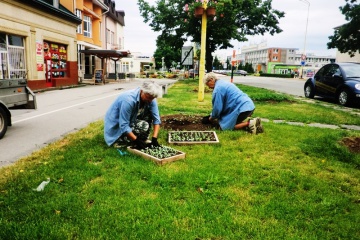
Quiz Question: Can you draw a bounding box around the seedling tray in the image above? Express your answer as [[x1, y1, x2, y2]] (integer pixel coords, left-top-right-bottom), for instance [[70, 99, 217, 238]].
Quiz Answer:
[[168, 131, 219, 145], [127, 146, 186, 165]]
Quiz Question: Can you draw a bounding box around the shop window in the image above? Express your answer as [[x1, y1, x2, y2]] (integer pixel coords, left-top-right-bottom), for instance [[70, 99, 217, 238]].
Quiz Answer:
[[44, 41, 67, 82]]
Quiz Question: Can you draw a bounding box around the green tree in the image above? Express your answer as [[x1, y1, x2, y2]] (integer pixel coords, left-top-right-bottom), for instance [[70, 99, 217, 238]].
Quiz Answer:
[[212, 55, 221, 70], [138, 0, 284, 72], [226, 58, 231, 70], [245, 62, 254, 73], [153, 35, 182, 70], [327, 0, 360, 56]]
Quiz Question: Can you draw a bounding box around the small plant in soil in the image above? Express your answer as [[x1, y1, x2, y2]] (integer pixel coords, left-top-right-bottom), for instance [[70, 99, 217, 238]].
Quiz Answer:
[[140, 145, 181, 159], [170, 131, 215, 142]]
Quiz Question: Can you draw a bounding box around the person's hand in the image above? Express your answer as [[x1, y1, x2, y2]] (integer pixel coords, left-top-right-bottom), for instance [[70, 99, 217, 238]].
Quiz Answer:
[[149, 137, 160, 148], [134, 138, 147, 150], [201, 115, 211, 124]]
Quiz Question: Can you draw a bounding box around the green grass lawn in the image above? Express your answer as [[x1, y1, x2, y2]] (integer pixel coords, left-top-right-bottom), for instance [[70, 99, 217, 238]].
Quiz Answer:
[[1, 79, 359, 239]]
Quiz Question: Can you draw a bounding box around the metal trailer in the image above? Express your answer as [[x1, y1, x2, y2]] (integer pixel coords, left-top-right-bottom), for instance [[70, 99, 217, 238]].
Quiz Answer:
[[0, 79, 37, 139]]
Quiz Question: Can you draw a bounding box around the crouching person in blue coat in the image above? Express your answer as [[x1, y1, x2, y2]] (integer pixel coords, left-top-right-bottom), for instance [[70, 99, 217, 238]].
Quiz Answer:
[[202, 72, 264, 134], [104, 81, 163, 150]]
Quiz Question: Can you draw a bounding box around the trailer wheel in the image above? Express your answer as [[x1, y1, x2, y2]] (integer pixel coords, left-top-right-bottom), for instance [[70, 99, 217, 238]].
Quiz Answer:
[[0, 107, 9, 139]]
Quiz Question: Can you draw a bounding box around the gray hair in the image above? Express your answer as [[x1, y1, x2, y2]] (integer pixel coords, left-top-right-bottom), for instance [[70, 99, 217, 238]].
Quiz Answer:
[[141, 81, 162, 98], [204, 72, 218, 84]]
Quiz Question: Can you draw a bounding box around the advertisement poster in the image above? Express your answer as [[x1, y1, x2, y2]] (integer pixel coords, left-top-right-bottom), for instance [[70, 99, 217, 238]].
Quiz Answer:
[[36, 40, 43, 71]]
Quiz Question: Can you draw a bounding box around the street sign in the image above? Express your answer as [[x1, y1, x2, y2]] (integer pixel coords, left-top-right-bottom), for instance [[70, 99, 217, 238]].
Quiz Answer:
[[301, 60, 306, 66], [301, 54, 306, 60]]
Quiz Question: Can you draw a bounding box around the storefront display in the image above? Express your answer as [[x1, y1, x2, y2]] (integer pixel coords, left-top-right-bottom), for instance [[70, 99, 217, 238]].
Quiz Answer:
[[44, 41, 67, 86]]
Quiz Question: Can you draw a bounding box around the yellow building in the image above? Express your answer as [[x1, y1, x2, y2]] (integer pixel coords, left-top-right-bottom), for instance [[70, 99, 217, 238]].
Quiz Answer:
[[0, 0, 81, 90]]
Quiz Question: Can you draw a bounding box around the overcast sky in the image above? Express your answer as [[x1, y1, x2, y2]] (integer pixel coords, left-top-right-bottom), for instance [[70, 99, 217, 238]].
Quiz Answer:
[[116, 0, 347, 59]]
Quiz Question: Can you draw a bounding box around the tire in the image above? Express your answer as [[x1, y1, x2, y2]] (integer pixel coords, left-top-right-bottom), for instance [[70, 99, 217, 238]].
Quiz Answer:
[[304, 83, 315, 98], [338, 89, 351, 106], [0, 107, 9, 139]]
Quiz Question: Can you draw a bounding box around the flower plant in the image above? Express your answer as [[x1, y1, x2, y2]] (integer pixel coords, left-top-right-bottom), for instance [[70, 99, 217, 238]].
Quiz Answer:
[[140, 145, 180, 159], [169, 131, 216, 142]]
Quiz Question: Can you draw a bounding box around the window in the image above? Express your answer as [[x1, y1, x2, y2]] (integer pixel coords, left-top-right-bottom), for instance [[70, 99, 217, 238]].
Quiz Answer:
[[83, 15, 92, 38], [53, 0, 59, 8], [76, 9, 82, 34], [106, 29, 110, 43], [110, 31, 114, 45], [0, 33, 26, 79]]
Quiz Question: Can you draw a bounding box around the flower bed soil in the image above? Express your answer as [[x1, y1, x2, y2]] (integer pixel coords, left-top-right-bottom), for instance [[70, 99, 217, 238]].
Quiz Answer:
[[127, 146, 186, 165], [168, 131, 219, 145], [161, 114, 220, 131]]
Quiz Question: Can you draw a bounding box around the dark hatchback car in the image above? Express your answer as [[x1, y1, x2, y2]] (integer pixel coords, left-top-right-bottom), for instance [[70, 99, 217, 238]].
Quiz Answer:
[[304, 62, 360, 106]]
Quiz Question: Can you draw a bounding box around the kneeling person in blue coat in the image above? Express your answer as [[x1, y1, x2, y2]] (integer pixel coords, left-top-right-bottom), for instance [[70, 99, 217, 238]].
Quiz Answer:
[[104, 81, 162, 149], [203, 72, 263, 134]]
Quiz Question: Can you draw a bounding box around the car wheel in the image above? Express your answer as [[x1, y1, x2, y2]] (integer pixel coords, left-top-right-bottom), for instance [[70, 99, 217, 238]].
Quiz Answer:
[[304, 83, 315, 98], [0, 107, 9, 139], [338, 89, 351, 106]]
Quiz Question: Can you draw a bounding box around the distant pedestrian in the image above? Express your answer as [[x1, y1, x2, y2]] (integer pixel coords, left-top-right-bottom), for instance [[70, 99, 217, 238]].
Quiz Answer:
[[202, 72, 263, 134], [104, 81, 163, 150]]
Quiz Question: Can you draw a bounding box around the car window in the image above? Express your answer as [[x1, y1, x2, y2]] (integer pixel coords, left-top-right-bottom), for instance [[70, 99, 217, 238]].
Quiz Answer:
[[324, 65, 340, 77], [315, 65, 326, 78], [341, 64, 360, 78]]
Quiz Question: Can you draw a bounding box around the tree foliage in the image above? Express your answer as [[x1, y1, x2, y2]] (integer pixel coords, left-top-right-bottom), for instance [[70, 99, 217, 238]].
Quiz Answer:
[[327, 0, 360, 57], [137, 0, 284, 72]]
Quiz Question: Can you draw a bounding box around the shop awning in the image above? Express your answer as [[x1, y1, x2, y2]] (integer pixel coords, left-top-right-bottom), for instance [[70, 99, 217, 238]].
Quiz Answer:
[[78, 49, 131, 60]]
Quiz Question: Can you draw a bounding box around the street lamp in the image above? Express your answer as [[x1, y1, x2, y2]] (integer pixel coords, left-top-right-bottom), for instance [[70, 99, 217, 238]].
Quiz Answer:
[[299, 0, 310, 79]]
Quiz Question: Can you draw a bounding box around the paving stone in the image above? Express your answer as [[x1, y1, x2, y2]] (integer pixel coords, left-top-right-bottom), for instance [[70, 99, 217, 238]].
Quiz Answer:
[[260, 118, 270, 122], [340, 125, 360, 131], [273, 120, 285, 123], [286, 122, 305, 126], [307, 123, 340, 129]]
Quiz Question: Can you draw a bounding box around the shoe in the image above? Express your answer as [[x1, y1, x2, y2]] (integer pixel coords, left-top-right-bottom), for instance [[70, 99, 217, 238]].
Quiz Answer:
[[248, 117, 261, 134], [257, 124, 264, 134]]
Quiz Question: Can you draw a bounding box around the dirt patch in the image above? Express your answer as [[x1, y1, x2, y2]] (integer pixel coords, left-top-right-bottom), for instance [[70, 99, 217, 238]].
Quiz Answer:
[[341, 137, 360, 154], [161, 114, 220, 131]]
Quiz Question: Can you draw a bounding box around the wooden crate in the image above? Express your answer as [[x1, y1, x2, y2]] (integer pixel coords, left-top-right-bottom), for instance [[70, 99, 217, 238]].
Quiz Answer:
[[168, 131, 219, 145], [127, 146, 186, 165]]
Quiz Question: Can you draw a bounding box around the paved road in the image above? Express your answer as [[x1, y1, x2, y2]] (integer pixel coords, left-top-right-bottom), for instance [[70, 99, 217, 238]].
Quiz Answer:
[[0, 79, 177, 168], [221, 74, 306, 97]]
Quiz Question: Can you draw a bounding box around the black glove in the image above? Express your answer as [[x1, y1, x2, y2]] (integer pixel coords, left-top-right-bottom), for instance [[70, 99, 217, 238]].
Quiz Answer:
[[134, 138, 147, 150], [202, 115, 211, 124], [150, 137, 160, 148]]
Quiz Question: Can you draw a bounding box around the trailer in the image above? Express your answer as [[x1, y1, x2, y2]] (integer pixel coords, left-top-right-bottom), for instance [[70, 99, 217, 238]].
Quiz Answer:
[[0, 79, 37, 139]]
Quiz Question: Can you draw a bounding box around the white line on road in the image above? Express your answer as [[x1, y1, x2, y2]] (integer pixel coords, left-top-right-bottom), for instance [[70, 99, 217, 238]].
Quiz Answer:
[[13, 92, 120, 124]]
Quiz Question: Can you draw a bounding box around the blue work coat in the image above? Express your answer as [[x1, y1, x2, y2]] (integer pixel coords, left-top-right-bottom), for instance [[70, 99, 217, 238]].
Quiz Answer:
[[104, 87, 161, 146], [211, 80, 255, 130]]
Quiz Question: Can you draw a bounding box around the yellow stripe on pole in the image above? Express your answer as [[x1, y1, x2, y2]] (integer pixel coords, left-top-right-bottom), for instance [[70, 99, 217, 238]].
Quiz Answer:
[[198, 2, 207, 102]]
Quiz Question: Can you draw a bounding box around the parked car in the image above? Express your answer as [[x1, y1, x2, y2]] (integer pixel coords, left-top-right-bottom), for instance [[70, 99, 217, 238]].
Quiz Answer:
[[304, 62, 360, 106], [235, 70, 248, 76]]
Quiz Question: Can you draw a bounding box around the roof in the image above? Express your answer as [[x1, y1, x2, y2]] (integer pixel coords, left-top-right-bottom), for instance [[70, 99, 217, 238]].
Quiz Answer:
[[17, 0, 82, 24], [78, 49, 131, 60]]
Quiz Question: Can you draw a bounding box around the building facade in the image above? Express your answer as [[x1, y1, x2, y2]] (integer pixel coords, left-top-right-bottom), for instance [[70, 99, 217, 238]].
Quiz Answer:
[[233, 43, 335, 77], [0, 0, 81, 90]]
